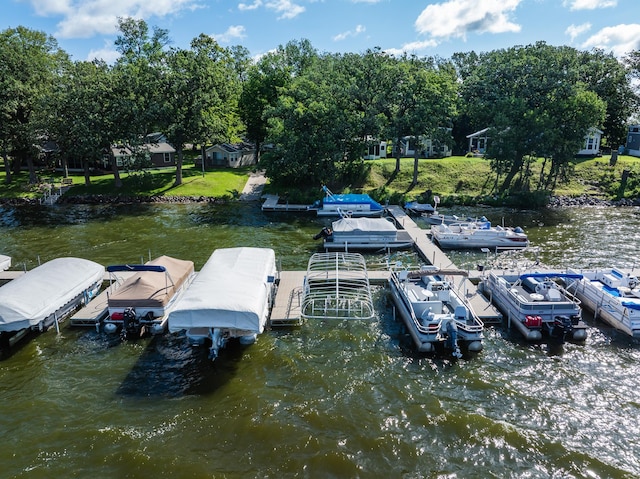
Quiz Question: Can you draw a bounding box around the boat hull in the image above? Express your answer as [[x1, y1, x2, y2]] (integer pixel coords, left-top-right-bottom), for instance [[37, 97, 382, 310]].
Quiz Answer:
[[482, 272, 586, 343], [567, 268, 640, 338], [388, 270, 484, 356]]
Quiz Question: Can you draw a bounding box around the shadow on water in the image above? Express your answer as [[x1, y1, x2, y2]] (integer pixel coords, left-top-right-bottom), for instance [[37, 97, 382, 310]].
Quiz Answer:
[[116, 333, 247, 398]]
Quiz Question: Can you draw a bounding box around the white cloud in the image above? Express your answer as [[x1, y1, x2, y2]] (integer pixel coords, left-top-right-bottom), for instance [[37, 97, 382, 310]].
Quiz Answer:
[[566, 23, 592, 42], [581, 23, 640, 57], [333, 25, 365, 42], [30, 0, 201, 38], [384, 39, 439, 57], [265, 0, 305, 20], [212, 25, 247, 44], [563, 0, 617, 10], [238, 0, 262, 11], [415, 0, 522, 42], [86, 41, 121, 63]]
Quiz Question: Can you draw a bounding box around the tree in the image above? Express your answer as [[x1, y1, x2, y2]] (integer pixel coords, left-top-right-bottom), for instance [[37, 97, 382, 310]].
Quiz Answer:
[[459, 42, 606, 193], [579, 49, 637, 149], [0, 27, 68, 184], [45, 60, 116, 186], [239, 51, 292, 164], [109, 17, 170, 187], [162, 34, 241, 186]]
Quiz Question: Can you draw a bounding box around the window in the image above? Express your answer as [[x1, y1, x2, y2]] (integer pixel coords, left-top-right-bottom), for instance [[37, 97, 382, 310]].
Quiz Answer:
[[163, 153, 171, 163]]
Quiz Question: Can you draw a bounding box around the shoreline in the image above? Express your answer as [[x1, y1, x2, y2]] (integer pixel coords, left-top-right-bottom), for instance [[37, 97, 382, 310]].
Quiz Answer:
[[1, 193, 638, 208]]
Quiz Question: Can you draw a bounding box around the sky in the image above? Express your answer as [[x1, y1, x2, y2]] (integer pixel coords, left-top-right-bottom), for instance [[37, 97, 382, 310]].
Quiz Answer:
[[4, 0, 640, 63]]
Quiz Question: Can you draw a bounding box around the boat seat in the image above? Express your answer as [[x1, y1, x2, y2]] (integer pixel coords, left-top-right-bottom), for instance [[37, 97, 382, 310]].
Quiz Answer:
[[602, 273, 621, 288]]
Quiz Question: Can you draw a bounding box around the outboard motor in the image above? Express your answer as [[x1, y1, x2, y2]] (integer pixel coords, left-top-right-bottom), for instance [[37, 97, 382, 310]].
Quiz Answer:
[[313, 227, 332, 241], [445, 319, 462, 358], [549, 315, 573, 343], [121, 307, 139, 340]]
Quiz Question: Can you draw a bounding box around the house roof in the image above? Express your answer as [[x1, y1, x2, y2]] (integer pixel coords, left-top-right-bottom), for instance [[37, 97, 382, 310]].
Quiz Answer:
[[206, 142, 255, 154], [466, 127, 491, 138]]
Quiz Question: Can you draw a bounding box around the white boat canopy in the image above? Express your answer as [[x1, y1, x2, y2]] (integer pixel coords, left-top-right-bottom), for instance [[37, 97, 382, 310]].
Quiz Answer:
[[168, 247, 276, 333], [331, 217, 396, 234], [0, 257, 105, 331]]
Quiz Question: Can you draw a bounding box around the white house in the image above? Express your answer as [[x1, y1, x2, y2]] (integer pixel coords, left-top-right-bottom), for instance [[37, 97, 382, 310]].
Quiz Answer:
[[397, 134, 452, 158], [577, 127, 603, 156], [468, 126, 602, 157], [364, 139, 387, 160], [626, 125, 640, 157], [203, 142, 256, 168], [466, 127, 490, 156]]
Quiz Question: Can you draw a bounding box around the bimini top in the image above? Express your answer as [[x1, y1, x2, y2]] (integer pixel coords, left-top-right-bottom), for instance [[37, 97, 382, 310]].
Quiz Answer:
[[107, 255, 194, 309], [168, 247, 276, 334], [331, 217, 397, 234], [0, 257, 104, 331]]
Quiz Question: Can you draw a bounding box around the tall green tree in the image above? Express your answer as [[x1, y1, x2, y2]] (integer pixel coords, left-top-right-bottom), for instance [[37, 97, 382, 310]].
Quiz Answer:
[[45, 60, 116, 186], [162, 34, 241, 186], [110, 17, 170, 187], [0, 26, 68, 183], [459, 42, 606, 193]]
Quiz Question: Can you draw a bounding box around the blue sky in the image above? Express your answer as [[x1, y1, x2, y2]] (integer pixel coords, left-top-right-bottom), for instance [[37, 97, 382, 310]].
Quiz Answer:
[[4, 0, 640, 63]]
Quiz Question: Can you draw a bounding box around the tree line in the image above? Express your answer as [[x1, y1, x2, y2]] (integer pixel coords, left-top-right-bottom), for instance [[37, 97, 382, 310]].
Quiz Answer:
[[1, 18, 639, 194]]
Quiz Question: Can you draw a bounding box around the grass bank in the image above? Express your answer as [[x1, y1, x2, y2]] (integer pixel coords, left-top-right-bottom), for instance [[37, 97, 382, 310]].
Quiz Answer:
[[2, 155, 639, 206], [0, 164, 252, 201]]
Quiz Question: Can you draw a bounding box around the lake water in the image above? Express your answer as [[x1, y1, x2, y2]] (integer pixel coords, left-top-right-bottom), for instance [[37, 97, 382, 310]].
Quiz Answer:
[[1, 202, 640, 479]]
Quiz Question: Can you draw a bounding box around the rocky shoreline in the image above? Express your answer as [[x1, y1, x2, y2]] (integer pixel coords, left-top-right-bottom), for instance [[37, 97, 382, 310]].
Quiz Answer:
[[547, 195, 640, 207], [1, 193, 638, 208]]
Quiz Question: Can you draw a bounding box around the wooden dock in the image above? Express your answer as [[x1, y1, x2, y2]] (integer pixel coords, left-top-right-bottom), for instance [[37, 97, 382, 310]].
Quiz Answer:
[[386, 206, 502, 323], [261, 194, 310, 212]]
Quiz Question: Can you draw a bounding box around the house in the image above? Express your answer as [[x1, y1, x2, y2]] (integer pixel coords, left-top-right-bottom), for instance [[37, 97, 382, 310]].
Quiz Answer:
[[202, 142, 256, 168], [468, 126, 602, 157], [363, 139, 387, 160], [466, 128, 490, 156], [577, 127, 603, 157], [626, 125, 640, 157], [396, 134, 452, 158], [104, 136, 176, 169]]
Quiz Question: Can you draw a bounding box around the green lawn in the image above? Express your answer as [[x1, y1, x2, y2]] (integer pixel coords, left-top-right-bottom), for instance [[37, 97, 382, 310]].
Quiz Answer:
[[0, 164, 253, 200]]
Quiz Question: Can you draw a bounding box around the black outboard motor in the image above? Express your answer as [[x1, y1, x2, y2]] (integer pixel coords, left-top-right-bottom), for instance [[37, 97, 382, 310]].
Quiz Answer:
[[313, 227, 332, 241], [549, 315, 573, 343], [121, 307, 138, 340]]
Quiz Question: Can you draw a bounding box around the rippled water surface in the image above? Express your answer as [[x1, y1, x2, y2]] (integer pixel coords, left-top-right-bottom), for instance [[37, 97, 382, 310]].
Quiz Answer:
[[1, 203, 640, 478]]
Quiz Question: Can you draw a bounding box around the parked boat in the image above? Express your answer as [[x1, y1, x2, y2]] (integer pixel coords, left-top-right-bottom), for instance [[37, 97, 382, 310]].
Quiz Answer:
[[404, 201, 435, 215], [313, 217, 414, 252], [431, 220, 529, 250], [104, 255, 195, 339], [564, 267, 640, 338], [168, 247, 278, 360], [426, 213, 488, 226], [388, 266, 484, 357], [309, 185, 385, 217], [0, 257, 104, 354], [480, 271, 587, 342], [0, 255, 10, 271]]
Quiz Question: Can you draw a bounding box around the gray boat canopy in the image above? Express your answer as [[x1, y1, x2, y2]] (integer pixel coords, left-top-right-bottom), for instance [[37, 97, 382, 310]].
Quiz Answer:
[[0, 257, 105, 331]]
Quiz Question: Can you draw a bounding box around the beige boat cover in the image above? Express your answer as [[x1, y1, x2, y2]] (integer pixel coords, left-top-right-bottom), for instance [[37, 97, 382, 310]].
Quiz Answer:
[[108, 255, 194, 309]]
